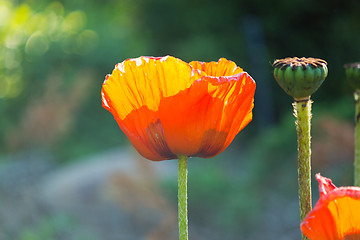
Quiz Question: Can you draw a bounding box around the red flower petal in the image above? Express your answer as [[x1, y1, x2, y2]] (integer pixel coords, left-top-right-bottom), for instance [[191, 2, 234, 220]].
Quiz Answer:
[[301, 174, 360, 240], [159, 72, 255, 158], [315, 173, 337, 198], [102, 56, 204, 121], [190, 58, 243, 77], [101, 56, 255, 161]]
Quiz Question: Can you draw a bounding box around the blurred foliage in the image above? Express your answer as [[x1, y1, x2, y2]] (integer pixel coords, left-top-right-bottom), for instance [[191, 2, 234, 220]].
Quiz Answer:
[[18, 214, 94, 240]]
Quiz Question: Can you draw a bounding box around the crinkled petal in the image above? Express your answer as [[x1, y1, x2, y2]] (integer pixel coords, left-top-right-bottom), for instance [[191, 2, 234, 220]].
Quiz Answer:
[[301, 174, 360, 240], [102, 56, 205, 120], [101, 56, 255, 161], [115, 106, 176, 161], [316, 173, 337, 198], [159, 72, 255, 158], [101, 56, 204, 161], [190, 58, 243, 77]]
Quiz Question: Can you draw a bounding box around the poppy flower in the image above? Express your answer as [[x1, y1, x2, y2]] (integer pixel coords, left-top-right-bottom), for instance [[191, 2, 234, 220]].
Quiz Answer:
[[101, 56, 255, 161], [301, 173, 360, 240]]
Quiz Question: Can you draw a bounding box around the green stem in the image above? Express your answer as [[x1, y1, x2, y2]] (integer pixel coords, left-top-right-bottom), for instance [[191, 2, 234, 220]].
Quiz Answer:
[[178, 155, 188, 240], [294, 100, 312, 240], [355, 92, 360, 187]]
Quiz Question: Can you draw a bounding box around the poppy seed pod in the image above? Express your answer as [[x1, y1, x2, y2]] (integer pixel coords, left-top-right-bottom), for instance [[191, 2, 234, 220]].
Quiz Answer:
[[273, 57, 328, 101], [344, 62, 360, 90]]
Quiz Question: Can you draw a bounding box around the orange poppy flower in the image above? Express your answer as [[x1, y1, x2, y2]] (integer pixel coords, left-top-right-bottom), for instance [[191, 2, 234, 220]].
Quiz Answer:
[[301, 173, 360, 240], [101, 56, 255, 161]]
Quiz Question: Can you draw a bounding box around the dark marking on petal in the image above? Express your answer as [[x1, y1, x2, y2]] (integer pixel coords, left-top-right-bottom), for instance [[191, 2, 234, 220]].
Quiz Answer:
[[343, 233, 360, 240], [146, 119, 176, 159], [196, 129, 228, 158]]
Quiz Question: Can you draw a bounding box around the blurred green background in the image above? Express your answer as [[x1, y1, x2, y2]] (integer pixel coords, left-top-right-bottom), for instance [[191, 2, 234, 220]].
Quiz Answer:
[[0, 0, 359, 239]]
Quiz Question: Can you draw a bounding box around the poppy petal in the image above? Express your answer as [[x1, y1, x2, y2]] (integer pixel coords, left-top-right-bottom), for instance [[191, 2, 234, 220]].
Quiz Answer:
[[159, 72, 255, 158], [101, 56, 205, 160], [301, 174, 360, 240], [315, 173, 337, 198], [118, 106, 176, 161], [102, 56, 255, 161], [102, 56, 205, 121], [190, 58, 244, 77]]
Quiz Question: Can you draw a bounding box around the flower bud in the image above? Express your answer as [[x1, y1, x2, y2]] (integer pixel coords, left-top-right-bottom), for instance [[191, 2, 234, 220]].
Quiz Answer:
[[273, 57, 328, 101], [344, 62, 360, 90]]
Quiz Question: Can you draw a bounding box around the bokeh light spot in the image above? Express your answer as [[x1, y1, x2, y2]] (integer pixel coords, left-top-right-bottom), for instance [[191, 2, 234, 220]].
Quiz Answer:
[[0, 77, 10, 98], [45, 1, 64, 16], [13, 4, 32, 26], [0, 73, 22, 99], [25, 31, 49, 56], [75, 30, 99, 55], [62, 10, 86, 35], [4, 49, 21, 69], [6, 74, 23, 98], [5, 28, 25, 49], [0, 1, 11, 27], [27, 13, 48, 34]]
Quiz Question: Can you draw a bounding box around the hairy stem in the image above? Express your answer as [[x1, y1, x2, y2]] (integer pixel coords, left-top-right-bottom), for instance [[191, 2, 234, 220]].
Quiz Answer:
[[178, 155, 188, 240], [355, 92, 360, 186], [294, 100, 312, 240]]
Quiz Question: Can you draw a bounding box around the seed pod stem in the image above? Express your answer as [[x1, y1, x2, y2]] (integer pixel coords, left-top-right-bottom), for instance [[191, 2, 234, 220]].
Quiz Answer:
[[294, 100, 312, 240]]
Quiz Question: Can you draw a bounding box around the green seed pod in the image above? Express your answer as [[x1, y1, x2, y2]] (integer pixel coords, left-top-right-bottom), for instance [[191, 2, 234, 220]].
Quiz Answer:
[[272, 57, 328, 101], [344, 62, 360, 90]]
